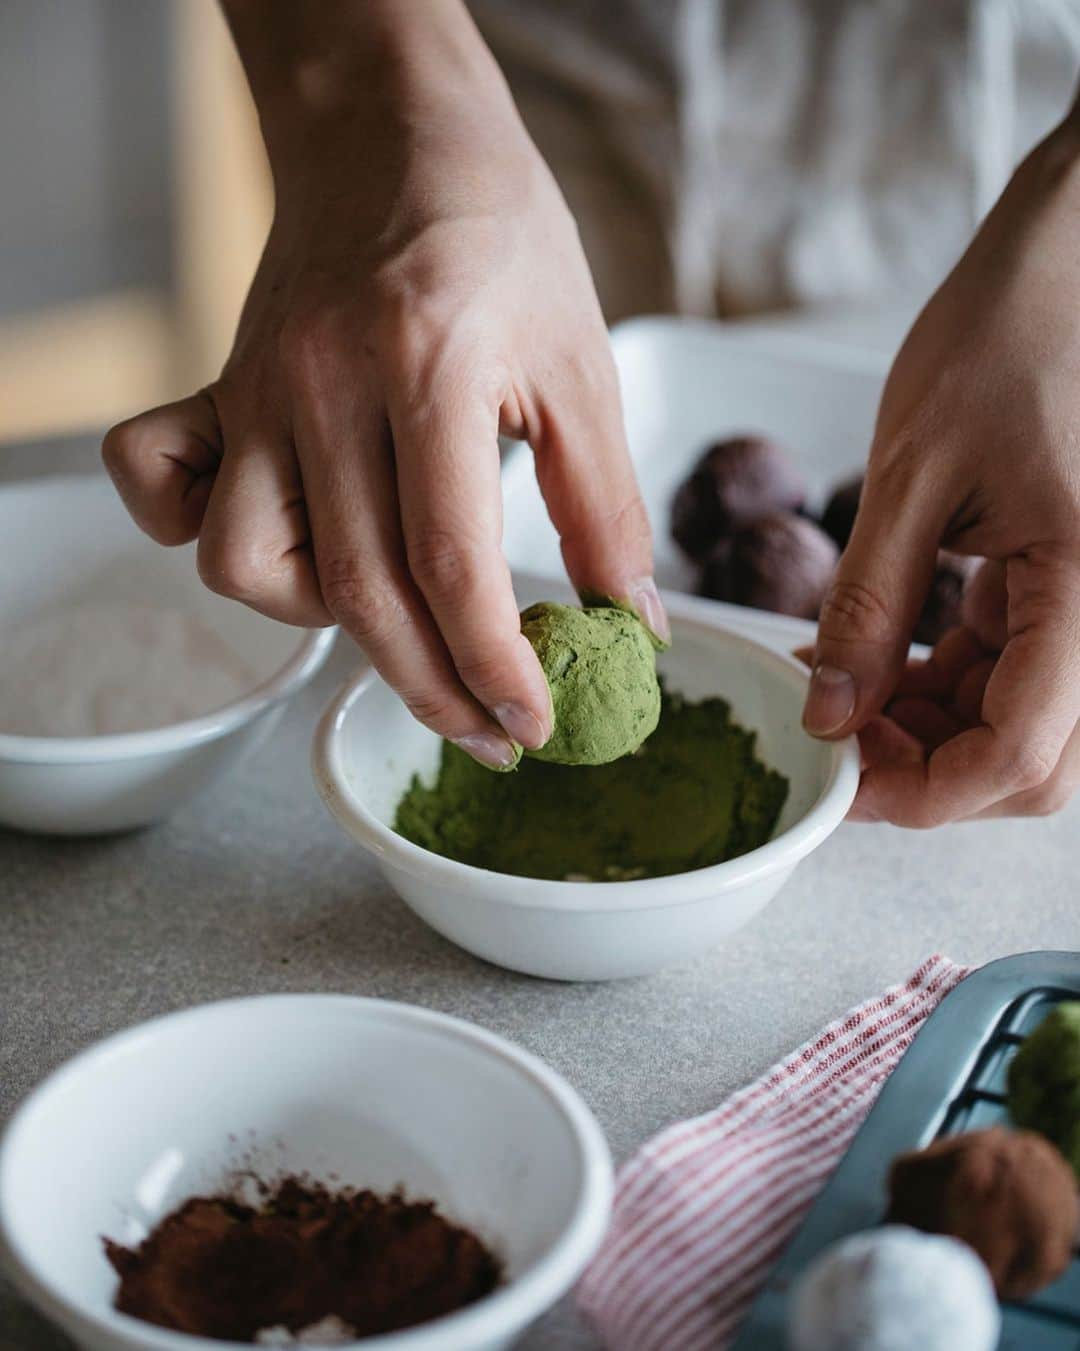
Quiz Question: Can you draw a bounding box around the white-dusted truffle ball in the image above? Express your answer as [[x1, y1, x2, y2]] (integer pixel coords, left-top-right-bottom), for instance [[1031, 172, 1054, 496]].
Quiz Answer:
[[787, 1226, 1000, 1351]]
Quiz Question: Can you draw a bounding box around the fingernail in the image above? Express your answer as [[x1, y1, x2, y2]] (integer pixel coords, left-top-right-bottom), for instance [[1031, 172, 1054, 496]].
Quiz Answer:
[[493, 702, 549, 749], [629, 576, 671, 647], [452, 731, 521, 772], [804, 664, 857, 736]]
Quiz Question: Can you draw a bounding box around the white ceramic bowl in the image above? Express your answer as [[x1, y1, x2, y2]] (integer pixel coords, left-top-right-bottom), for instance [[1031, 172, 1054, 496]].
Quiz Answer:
[[313, 584, 860, 981], [0, 995, 612, 1351], [0, 474, 336, 833]]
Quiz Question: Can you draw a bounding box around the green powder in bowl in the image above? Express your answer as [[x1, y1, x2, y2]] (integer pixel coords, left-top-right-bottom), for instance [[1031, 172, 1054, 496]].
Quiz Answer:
[[394, 689, 788, 882]]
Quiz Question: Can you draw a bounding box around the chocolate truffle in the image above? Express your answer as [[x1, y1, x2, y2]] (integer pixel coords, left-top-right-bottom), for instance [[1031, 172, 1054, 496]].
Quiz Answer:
[[821, 469, 978, 645], [700, 512, 838, 620], [886, 1126, 1078, 1298], [1008, 1002, 1080, 1180], [670, 435, 806, 561], [821, 474, 863, 550], [788, 1226, 1000, 1351], [913, 552, 978, 647]]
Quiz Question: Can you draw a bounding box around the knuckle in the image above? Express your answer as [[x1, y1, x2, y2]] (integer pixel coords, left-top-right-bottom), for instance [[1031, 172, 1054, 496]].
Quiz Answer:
[[319, 557, 410, 647], [195, 538, 231, 598], [196, 533, 268, 602], [407, 529, 485, 603], [870, 434, 924, 490], [876, 783, 951, 830], [400, 689, 459, 732], [564, 494, 650, 562], [1024, 779, 1074, 817], [278, 303, 346, 384], [608, 492, 652, 548], [818, 579, 895, 646], [865, 437, 945, 529], [455, 644, 517, 697], [400, 292, 455, 345], [1006, 740, 1058, 794], [376, 289, 452, 365], [562, 342, 619, 402], [910, 800, 952, 830], [101, 419, 138, 477], [145, 513, 195, 549]]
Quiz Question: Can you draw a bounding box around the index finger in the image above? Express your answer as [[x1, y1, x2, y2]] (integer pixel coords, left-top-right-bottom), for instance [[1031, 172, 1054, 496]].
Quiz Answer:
[[856, 550, 1080, 826], [389, 369, 553, 750], [530, 341, 667, 643]]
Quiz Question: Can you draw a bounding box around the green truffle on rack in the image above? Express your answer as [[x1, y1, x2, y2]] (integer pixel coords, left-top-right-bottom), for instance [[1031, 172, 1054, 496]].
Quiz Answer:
[[1007, 1001, 1080, 1180], [520, 601, 661, 766]]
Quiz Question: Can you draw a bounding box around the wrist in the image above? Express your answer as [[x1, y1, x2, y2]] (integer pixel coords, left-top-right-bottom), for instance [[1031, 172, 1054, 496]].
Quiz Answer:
[[1065, 82, 1080, 136], [222, 0, 510, 175], [992, 115, 1080, 245], [1027, 107, 1080, 201]]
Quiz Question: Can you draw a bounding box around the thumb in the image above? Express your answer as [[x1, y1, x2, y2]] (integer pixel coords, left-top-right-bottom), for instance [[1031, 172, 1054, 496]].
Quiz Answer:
[[102, 389, 222, 546], [803, 465, 943, 738]]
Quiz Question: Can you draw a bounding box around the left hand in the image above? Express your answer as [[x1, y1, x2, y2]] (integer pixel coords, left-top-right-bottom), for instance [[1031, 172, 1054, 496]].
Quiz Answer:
[[801, 115, 1080, 826]]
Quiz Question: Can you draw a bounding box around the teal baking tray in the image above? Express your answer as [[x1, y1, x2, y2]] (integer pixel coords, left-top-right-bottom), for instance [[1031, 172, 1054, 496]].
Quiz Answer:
[[732, 951, 1080, 1351]]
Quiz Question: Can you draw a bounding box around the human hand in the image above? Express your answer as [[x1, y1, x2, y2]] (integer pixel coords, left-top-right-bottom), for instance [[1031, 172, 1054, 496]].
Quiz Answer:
[[801, 117, 1080, 824], [103, 3, 662, 770], [858, 562, 1080, 820]]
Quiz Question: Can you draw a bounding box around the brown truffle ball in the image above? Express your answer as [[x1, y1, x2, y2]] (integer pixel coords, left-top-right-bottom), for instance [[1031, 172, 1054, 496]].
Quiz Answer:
[[913, 551, 978, 647], [700, 512, 839, 620], [821, 474, 863, 549], [671, 435, 806, 561], [821, 469, 979, 645], [886, 1126, 1079, 1299]]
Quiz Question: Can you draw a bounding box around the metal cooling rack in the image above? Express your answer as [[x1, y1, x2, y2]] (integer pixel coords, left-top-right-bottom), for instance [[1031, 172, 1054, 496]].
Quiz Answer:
[[732, 952, 1080, 1350]]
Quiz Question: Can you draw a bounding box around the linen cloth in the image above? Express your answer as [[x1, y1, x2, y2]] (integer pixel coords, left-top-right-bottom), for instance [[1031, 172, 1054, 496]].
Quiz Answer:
[[471, 1, 1080, 320], [577, 953, 973, 1351]]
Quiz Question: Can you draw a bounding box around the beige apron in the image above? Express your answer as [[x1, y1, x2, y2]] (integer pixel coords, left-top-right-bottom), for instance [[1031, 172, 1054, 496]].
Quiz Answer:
[[471, 0, 1080, 320]]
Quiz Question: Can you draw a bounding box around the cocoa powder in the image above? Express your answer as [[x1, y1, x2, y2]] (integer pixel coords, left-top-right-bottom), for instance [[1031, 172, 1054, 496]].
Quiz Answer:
[[104, 1177, 501, 1342]]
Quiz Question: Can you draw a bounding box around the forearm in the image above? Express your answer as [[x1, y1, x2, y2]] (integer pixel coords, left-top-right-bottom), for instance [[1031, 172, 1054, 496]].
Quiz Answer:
[[219, 0, 511, 171], [962, 73, 1080, 279], [1066, 73, 1080, 133], [1021, 73, 1080, 204]]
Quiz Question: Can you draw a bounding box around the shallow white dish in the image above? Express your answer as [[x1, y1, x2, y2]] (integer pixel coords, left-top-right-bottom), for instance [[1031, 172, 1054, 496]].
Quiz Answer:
[[0, 994, 612, 1351], [0, 474, 336, 834], [502, 316, 885, 595], [313, 575, 859, 982]]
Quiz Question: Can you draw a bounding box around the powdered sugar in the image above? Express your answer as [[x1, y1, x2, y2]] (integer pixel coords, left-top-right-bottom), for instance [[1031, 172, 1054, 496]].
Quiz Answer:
[[0, 601, 260, 736]]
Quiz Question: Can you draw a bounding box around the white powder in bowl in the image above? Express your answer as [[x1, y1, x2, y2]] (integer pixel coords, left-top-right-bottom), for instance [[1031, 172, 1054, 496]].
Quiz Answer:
[[0, 601, 261, 736], [256, 1317, 356, 1346]]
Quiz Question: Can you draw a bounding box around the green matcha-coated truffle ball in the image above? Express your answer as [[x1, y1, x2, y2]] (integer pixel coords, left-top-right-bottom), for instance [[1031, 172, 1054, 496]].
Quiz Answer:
[[521, 601, 661, 766], [1007, 1002, 1080, 1180]]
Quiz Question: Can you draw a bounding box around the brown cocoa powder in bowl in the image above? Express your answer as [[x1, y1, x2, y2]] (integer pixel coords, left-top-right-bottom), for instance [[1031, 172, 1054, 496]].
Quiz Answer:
[[104, 1176, 502, 1343]]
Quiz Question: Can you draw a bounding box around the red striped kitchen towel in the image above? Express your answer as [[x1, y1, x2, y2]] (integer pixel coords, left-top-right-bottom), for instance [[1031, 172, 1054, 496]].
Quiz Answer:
[[577, 954, 972, 1351]]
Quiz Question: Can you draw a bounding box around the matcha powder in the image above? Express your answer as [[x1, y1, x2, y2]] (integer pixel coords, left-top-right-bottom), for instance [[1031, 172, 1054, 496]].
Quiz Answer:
[[394, 690, 789, 881]]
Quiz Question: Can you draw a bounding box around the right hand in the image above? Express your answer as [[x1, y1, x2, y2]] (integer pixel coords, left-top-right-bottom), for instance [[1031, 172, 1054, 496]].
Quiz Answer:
[[103, 49, 663, 770], [801, 118, 1080, 824]]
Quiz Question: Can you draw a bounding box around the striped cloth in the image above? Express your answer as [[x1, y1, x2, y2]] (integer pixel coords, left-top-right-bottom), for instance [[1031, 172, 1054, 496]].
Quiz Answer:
[[577, 954, 972, 1351]]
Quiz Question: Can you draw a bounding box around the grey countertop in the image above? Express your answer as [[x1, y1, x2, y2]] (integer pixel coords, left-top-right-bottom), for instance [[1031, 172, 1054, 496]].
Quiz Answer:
[[3, 439, 1080, 1351]]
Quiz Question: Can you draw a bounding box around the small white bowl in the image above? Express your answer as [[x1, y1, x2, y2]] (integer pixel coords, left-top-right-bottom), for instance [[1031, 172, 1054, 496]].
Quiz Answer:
[[0, 995, 612, 1351], [313, 587, 859, 981], [0, 475, 336, 833]]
